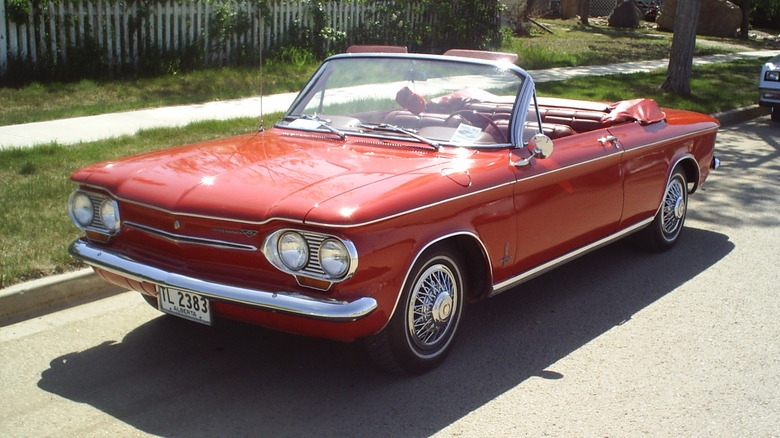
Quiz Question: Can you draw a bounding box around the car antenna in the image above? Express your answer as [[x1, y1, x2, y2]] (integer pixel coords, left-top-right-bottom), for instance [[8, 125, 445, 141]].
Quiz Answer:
[[258, 40, 265, 133]]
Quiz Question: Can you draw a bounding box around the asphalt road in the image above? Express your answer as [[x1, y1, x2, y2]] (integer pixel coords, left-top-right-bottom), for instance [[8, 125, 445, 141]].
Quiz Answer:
[[1, 117, 778, 437]]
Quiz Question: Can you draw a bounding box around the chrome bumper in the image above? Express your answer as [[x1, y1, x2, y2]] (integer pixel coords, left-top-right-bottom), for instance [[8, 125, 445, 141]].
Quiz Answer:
[[68, 239, 377, 322]]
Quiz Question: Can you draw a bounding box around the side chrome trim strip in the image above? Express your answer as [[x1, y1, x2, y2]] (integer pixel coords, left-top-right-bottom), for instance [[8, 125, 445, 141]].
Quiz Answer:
[[69, 239, 377, 322], [490, 218, 653, 295], [619, 126, 719, 155], [125, 221, 258, 251]]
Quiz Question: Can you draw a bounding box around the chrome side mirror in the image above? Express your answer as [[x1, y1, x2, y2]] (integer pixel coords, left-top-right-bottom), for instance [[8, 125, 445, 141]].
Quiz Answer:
[[512, 133, 554, 168], [529, 133, 554, 158]]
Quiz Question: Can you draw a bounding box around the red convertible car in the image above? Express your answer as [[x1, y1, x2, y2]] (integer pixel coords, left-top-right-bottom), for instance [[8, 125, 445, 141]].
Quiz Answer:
[[68, 47, 719, 374]]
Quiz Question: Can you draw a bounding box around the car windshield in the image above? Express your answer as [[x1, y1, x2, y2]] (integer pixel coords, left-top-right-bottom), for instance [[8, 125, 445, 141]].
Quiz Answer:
[[278, 55, 526, 147]]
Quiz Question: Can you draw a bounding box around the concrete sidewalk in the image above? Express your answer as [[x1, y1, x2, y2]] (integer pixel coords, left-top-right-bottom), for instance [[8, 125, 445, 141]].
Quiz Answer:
[[1, 49, 777, 326], [1, 50, 777, 150]]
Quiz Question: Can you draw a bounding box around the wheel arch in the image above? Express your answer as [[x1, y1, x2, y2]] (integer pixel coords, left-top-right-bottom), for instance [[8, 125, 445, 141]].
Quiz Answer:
[[408, 232, 492, 302], [382, 232, 492, 330], [672, 155, 701, 194]]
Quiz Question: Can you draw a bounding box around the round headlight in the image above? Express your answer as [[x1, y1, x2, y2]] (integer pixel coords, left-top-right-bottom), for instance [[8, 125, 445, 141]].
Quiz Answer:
[[100, 199, 120, 233], [70, 192, 94, 227], [278, 231, 308, 271], [319, 238, 350, 278]]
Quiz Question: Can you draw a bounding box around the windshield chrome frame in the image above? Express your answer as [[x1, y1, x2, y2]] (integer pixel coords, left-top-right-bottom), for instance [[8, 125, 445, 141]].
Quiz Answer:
[[278, 53, 536, 149]]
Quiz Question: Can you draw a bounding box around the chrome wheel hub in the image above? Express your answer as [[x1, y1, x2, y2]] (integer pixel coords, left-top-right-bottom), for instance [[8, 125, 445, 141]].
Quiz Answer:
[[431, 291, 453, 323], [674, 196, 686, 219]]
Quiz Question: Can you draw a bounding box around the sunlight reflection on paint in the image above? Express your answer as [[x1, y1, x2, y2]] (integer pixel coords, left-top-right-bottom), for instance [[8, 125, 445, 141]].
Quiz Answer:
[[339, 206, 358, 218]]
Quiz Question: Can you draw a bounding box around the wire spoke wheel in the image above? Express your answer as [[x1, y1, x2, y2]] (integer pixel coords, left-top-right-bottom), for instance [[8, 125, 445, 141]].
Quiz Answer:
[[407, 264, 457, 350], [661, 177, 686, 238], [364, 249, 465, 374], [634, 167, 688, 252]]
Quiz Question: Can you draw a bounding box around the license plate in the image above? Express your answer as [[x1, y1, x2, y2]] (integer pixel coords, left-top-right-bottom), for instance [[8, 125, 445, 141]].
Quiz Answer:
[[157, 287, 213, 325]]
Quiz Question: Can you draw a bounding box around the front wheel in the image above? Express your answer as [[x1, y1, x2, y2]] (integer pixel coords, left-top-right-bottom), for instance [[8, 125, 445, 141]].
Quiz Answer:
[[364, 249, 465, 375], [634, 168, 688, 252], [772, 107, 780, 122]]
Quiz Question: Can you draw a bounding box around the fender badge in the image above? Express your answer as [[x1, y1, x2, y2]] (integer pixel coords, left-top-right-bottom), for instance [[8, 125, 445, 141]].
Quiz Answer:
[[174, 220, 181, 230], [213, 227, 259, 238]]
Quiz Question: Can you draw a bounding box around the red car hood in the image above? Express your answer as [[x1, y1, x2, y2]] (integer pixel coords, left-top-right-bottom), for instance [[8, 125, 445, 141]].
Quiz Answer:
[[71, 129, 461, 223]]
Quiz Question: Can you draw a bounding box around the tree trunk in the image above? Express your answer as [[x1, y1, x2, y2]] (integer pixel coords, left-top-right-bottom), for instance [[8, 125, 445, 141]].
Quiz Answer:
[[578, 0, 591, 25], [738, 0, 752, 39], [661, 0, 701, 96]]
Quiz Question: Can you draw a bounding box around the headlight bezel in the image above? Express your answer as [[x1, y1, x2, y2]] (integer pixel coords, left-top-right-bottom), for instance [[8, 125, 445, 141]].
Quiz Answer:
[[263, 229, 358, 285], [69, 190, 121, 236], [765, 70, 780, 82]]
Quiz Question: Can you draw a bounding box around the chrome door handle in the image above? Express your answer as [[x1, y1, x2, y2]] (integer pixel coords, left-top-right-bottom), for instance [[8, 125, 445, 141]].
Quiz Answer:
[[598, 135, 620, 148]]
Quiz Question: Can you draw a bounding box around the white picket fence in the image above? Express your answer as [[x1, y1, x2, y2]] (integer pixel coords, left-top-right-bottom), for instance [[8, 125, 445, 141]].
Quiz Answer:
[[0, 0, 422, 78]]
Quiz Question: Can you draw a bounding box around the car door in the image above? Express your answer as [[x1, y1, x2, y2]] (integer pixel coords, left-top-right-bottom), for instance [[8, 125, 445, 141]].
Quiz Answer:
[[605, 121, 672, 229], [507, 128, 624, 276]]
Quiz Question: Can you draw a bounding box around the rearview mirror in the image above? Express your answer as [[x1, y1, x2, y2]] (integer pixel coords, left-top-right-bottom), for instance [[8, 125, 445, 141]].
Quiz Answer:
[[404, 69, 428, 82]]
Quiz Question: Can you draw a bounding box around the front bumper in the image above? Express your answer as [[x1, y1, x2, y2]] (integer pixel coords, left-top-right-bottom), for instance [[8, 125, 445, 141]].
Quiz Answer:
[[68, 239, 377, 322], [759, 87, 780, 107]]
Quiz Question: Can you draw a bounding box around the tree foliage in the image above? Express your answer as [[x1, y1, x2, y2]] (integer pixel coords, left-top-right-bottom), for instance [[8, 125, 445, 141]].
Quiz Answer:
[[352, 0, 503, 53]]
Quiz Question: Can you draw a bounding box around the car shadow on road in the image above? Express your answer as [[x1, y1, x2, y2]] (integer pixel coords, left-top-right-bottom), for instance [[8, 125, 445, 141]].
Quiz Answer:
[[37, 227, 733, 437]]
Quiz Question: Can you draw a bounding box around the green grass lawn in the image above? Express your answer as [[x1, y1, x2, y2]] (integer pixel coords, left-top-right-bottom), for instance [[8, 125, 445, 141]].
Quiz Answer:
[[537, 59, 765, 113], [502, 19, 741, 70], [0, 62, 318, 127]]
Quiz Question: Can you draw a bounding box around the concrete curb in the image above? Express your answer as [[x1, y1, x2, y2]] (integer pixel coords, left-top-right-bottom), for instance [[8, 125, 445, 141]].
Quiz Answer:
[[712, 104, 771, 126], [0, 268, 119, 326], [0, 105, 770, 326]]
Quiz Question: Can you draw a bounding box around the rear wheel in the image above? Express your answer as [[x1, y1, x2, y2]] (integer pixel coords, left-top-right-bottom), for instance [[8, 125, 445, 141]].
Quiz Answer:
[[364, 248, 465, 375], [635, 168, 688, 252]]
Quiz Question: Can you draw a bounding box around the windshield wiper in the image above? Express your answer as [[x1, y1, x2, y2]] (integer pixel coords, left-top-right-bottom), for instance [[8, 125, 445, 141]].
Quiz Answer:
[[284, 115, 347, 140], [358, 123, 440, 150]]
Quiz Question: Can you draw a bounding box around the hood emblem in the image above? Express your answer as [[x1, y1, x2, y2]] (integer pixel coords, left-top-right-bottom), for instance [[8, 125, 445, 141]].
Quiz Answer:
[[212, 227, 259, 238], [174, 220, 181, 230]]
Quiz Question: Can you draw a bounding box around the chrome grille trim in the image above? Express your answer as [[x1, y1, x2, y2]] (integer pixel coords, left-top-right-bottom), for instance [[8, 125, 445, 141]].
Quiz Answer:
[[125, 221, 258, 251], [87, 193, 107, 230], [301, 232, 327, 276]]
